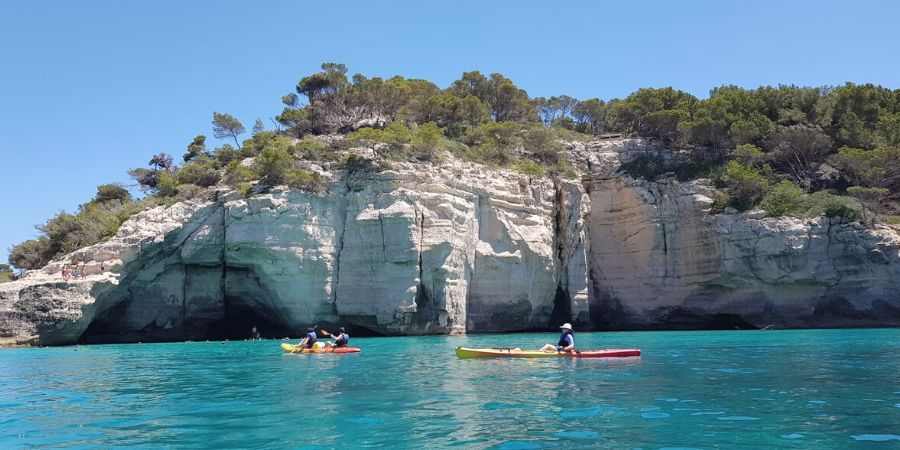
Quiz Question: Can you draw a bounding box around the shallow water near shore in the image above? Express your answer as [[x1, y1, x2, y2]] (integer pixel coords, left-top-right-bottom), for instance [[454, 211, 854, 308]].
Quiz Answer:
[[2, 329, 899, 448]]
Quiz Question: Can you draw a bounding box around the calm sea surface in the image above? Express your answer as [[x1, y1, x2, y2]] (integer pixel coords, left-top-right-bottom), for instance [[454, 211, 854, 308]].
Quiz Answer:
[[1, 329, 899, 449]]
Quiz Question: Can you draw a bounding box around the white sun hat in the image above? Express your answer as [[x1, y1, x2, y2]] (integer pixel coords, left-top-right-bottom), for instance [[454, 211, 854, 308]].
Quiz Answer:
[[560, 323, 573, 330]]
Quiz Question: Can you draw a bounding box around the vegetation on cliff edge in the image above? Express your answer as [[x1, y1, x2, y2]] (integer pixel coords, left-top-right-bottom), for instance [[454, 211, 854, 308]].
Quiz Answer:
[[9, 63, 900, 269]]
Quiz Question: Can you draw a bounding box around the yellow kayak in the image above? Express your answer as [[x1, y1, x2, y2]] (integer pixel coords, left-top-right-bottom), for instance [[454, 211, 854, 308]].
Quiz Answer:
[[280, 343, 361, 354], [455, 347, 641, 358]]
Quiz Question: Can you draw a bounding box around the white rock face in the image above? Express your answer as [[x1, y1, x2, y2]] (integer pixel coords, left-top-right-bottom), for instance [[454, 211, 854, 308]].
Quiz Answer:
[[584, 175, 900, 329], [584, 176, 721, 327], [0, 158, 587, 344], [2, 140, 899, 345], [0, 200, 222, 345]]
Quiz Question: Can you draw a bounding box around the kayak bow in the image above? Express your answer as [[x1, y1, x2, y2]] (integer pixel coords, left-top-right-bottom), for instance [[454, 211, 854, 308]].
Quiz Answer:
[[455, 347, 640, 359]]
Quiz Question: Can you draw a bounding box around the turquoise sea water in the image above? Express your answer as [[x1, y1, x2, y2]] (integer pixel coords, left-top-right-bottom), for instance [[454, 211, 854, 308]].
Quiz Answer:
[[2, 329, 899, 449]]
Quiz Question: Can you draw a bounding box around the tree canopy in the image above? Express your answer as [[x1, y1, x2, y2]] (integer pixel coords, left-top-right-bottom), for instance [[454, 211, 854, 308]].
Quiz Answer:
[[9, 63, 900, 270]]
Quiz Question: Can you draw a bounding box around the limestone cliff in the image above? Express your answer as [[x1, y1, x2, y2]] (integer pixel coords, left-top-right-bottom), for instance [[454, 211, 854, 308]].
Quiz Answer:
[[2, 140, 898, 345], [583, 176, 900, 330]]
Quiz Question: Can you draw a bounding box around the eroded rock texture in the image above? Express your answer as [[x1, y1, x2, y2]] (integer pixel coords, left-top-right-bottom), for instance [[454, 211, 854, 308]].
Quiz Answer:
[[2, 141, 898, 345]]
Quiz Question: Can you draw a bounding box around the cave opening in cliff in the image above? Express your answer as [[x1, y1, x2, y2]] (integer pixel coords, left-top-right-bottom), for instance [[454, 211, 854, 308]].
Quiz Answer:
[[657, 309, 758, 330], [205, 297, 297, 340], [548, 285, 572, 328]]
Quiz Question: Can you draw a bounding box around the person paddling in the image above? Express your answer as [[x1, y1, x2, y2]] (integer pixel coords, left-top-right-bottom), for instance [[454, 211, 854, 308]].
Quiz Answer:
[[539, 323, 575, 353], [295, 326, 318, 351], [322, 327, 350, 348]]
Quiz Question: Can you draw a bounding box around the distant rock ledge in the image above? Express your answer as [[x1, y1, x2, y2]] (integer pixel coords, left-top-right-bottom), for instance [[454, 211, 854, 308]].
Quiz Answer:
[[2, 139, 899, 346]]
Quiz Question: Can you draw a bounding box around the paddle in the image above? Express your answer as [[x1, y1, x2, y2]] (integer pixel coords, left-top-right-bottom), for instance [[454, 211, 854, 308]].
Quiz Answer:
[[292, 325, 319, 353], [317, 329, 345, 352]]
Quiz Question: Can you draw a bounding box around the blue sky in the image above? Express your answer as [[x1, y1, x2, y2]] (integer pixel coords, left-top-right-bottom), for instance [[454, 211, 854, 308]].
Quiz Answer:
[[2, 0, 899, 264]]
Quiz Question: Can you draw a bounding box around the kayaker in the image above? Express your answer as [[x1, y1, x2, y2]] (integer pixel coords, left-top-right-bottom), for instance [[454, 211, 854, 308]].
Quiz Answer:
[[539, 323, 575, 353], [297, 326, 318, 349], [322, 327, 350, 348]]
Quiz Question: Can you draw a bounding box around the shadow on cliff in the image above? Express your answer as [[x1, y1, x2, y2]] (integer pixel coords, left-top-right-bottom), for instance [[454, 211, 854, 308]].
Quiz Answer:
[[75, 199, 394, 345], [75, 201, 299, 343]]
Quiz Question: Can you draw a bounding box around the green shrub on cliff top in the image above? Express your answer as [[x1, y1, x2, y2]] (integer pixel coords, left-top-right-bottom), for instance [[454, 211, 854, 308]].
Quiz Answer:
[[254, 145, 294, 185], [242, 130, 280, 155], [285, 168, 326, 192], [94, 184, 131, 203], [237, 182, 254, 198], [797, 191, 861, 220], [224, 160, 254, 185], [346, 122, 411, 158], [155, 171, 179, 197], [513, 158, 546, 177], [761, 180, 804, 216], [523, 126, 565, 165], [847, 185, 889, 223], [718, 161, 770, 211], [250, 143, 326, 192], [8, 184, 153, 269], [710, 190, 731, 214], [8, 237, 54, 270], [176, 156, 220, 187], [213, 144, 244, 165], [0, 264, 14, 283], [292, 136, 335, 161], [409, 122, 445, 161]]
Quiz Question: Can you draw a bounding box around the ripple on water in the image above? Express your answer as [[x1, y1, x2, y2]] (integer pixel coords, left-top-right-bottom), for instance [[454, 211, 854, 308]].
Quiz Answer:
[[690, 411, 726, 416], [496, 441, 543, 449], [808, 400, 827, 405], [641, 412, 670, 419], [717, 416, 760, 421], [559, 406, 623, 418], [781, 434, 804, 439], [851, 434, 900, 442], [343, 417, 383, 425], [483, 402, 528, 411], [553, 431, 599, 439], [533, 372, 562, 379]]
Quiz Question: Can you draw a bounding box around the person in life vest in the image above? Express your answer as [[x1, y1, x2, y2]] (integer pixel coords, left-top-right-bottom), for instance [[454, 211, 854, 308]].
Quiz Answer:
[[297, 326, 319, 349], [539, 323, 575, 353], [322, 327, 350, 348]]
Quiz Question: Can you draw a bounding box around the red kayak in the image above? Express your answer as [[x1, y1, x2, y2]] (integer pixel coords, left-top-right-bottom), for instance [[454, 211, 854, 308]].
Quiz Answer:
[[455, 347, 641, 358], [281, 343, 360, 354]]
